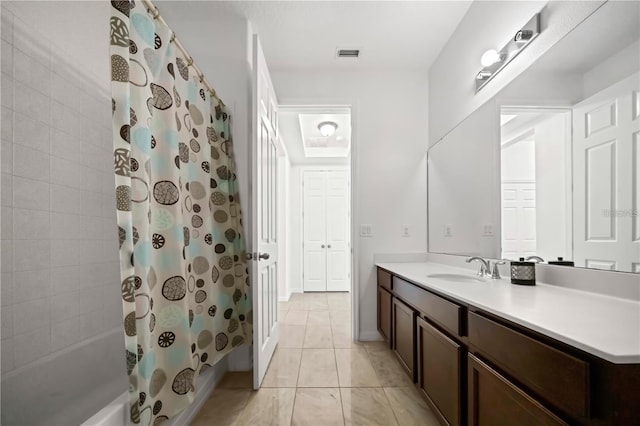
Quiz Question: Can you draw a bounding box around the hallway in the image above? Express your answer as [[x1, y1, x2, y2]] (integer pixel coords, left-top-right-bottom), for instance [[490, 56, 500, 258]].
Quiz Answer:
[[192, 292, 440, 425]]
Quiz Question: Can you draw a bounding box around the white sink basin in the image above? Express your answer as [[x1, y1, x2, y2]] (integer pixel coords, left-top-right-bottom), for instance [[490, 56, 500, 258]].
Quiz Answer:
[[426, 273, 485, 283]]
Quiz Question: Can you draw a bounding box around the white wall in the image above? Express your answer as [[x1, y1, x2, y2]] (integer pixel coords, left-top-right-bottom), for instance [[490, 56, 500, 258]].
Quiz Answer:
[[429, 0, 604, 145], [583, 39, 640, 100], [501, 138, 536, 182], [534, 113, 570, 261], [277, 155, 291, 301], [273, 70, 428, 339]]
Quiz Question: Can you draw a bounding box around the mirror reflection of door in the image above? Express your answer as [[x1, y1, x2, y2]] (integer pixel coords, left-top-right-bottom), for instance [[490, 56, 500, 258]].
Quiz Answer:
[[500, 109, 571, 262]]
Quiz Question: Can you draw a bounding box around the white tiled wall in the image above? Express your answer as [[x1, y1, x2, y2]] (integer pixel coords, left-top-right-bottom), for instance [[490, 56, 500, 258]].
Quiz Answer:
[[1, 3, 127, 423]]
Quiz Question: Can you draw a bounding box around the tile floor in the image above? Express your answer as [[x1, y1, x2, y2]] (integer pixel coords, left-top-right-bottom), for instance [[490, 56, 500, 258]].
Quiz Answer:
[[192, 292, 440, 425]]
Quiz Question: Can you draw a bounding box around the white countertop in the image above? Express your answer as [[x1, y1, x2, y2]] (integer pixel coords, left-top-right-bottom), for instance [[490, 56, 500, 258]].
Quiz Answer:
[[376, 262, 640, 364]]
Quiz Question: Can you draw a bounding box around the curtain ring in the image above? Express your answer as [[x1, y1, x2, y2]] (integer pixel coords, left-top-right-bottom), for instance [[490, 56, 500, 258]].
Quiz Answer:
[[150, 6, 160, 19], [187, 57, 194, 67], [198, 73, 204, 83], [170, 32, 176, 43]]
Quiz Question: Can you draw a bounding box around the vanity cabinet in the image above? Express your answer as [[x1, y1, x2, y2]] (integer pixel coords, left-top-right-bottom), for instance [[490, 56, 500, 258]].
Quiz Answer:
[[417, 316, 462, 426], [468, 354, 567, 425], [391, 297, 416, 380], [375, 266, 640, 426]]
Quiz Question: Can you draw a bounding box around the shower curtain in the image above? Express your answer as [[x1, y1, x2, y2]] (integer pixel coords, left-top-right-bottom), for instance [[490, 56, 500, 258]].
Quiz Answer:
[[110, 2, 252, 424]]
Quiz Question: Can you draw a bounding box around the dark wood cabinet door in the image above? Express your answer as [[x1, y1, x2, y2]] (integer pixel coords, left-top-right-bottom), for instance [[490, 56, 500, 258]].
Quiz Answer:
[[377, 286, 392, 344], [468, 354, 567, 426], [417, 317, 461, 426], [392, 297, 416, 381]]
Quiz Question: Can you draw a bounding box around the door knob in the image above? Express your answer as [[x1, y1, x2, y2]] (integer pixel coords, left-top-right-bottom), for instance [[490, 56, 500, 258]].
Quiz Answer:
[[321, 245, 325, 248], [327, 245, 332, 248], [258, 252, 270, 260]]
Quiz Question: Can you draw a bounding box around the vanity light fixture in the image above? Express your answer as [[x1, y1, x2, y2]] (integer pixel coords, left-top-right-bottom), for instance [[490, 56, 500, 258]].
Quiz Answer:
[[480, 49, 502, 67], [475, 13, 540, 92], [318, 121, 338, 137]]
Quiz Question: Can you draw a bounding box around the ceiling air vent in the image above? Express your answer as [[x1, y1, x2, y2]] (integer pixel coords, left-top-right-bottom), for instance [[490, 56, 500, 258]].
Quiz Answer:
[[336, 48, 360, 59]]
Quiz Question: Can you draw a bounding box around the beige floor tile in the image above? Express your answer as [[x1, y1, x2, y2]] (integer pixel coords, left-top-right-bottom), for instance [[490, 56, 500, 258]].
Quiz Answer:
[[303, 326, 334, 348], [287, 301, 307, 311], [335, 348, 381, 387], [302, 292, 329, 302], [361, 341, 390, 353], [283, 310, 308, 326], [366, 347, 414, 387], [235, 388, 296, 426], [191, 389, 251, 426], [289, 293, 304, 301], [218, 371, 253, 389], [298, 349, 339, 387], [330, 310, 352, 327], [340, 388, 398, 426], [291, 388, 344, 426], [306, 300, 330, 310], [307, 310, 331, 326], [279, 325, 306, 348], [332, 326, 357, 348], [384, 387, 441, 426], [262, 348, 303, 388]]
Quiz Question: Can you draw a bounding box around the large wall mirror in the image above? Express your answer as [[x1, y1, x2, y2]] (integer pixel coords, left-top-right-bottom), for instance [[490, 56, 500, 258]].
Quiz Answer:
[[428, 1, 640, 273]]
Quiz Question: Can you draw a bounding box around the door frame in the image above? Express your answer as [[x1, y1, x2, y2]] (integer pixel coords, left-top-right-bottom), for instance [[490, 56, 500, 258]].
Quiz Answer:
[[300, 166, 351, 293], [279, 102, 360, 342]]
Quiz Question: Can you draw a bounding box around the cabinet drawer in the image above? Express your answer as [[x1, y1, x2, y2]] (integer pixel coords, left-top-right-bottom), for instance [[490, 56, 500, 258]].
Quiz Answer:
[[468, 312, 589, 422], [468, 354, 567, 426], [377, 268, 392, 291], [393, 277, 463, 337]]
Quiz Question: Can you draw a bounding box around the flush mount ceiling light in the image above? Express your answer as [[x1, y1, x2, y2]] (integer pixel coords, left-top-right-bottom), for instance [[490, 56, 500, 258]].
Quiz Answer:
[[475, 13, 540, 92], [318, 121, 338, 137]]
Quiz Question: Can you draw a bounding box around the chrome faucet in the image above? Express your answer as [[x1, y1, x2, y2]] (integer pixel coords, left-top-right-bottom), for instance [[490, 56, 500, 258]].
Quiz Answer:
[[490, 260, 506, 279], [525, 256, 545, 263], [466, 256, 491, 277]]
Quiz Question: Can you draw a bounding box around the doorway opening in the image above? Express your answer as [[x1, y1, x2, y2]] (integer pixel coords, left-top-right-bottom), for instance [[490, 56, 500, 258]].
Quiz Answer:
[[267, 105, 355, 377], [499, 107, 572, 261]]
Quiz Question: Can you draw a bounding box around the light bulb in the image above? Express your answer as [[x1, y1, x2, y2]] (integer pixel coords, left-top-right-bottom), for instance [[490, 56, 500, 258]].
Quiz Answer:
[[480, 49, 500, 67], [318, 122, 337, 137]]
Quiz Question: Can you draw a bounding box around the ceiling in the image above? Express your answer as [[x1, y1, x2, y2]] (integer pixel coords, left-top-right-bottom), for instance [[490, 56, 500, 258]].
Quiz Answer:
[[164, 1, 472, 72], [298, 113, 351, 158], [280, 107, 351, 165]]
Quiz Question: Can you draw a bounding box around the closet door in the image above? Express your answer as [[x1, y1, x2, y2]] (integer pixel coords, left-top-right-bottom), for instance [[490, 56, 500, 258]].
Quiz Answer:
[[572, 73, 640, 272], [303, 171, 327, 291], [326, 170, 350, 291]]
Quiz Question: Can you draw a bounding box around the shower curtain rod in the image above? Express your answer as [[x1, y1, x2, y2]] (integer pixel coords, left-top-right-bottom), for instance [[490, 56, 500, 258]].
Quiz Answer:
[[141, 0, 226, 107]]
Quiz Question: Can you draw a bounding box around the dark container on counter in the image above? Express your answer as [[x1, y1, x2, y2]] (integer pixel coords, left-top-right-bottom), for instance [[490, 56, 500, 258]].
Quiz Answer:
[[510, 258, 536, 286], [548, 257, 575, 267]]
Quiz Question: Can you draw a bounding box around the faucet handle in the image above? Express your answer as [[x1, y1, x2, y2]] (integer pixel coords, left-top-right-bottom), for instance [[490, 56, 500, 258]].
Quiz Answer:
[[490, 260, 506, 279]]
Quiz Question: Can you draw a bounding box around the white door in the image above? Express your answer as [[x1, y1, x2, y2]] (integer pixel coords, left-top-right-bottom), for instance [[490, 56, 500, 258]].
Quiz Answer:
[[252, 35, 279, 389], [326, 171, 350, 291], [303, 171, 327, 292], [303, 170, 350, 292], [573, 73, 640, 272], [501, 182, 537, 260]]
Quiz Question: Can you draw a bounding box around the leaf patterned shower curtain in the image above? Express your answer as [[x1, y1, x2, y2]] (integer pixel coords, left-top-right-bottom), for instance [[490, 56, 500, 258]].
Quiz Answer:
[[110, 2, 252, 424]]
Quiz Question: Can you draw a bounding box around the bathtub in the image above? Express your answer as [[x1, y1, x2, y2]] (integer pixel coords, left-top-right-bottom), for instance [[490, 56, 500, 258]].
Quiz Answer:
[[81, 350, 230, 426]]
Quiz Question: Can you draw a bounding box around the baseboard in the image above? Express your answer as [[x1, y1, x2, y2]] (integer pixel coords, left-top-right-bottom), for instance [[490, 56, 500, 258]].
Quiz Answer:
[[358, 331, 384, 341], [168, 356, 229, 426]]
